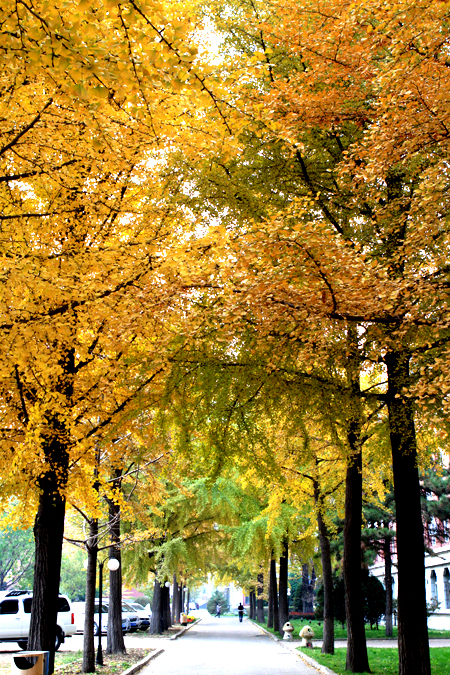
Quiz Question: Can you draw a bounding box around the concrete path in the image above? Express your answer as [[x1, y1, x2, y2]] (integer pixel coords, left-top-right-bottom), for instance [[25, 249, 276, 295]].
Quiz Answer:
[[140, 614, 319, 675]]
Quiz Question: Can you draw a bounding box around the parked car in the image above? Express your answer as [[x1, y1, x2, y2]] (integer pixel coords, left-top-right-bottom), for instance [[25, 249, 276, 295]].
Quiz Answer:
[[0, 590, 76, 650], [72, 601, 109, 635], [127, 603, 150, 629], [72, 601, 132, 635], [121, 602, 141, 632]]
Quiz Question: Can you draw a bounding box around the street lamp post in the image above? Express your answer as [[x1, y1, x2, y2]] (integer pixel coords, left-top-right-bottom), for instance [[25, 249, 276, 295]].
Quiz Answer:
[[96, 558, 120, 666]]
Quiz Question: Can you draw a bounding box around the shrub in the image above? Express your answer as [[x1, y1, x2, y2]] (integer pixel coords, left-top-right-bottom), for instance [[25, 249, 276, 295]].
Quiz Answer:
[[207, 590, 230, 615]]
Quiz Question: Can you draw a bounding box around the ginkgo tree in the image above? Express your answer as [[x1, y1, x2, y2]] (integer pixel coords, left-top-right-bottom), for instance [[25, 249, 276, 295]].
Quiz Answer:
[[157, 1, 450, 673], [0, 0, 231, 669]]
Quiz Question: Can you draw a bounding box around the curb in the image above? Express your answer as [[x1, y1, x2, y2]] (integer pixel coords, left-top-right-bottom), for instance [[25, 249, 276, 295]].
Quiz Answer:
[[251, 621, 282, 644], [120, 648, 164, 675], [170, 618, 202, 640], [250, 621, 338, 675], [295, 649, 338, 675]]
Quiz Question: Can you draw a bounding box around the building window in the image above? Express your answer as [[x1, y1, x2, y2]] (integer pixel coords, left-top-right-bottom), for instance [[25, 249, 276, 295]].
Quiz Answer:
[[431, 570, 438, 602], [444, 569, 450, 609]]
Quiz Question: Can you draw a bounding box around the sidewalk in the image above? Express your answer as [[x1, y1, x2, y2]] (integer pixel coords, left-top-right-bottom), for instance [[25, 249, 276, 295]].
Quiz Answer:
[[139, 612, 320, 675]]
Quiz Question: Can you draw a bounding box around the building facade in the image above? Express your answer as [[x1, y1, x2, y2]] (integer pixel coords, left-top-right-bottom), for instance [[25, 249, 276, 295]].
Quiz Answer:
[[371, 541, 450, 630]]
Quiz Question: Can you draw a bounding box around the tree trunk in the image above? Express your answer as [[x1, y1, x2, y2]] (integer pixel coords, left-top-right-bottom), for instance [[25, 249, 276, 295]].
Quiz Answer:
[[178, 584, 183, 620], [149, 579, 163, 634], [249, 590, 255, 619], [82, 518, 98, 672], [386, 349, 430, 675], [302, 563, 313, 613], [167, 585, 172, 627], [267, 561, 274, 629], [162, 584, 171, 631], [270, 557, 279, 632], [343, 328, 370, 674], [278, 538, 289, 638], [28, 467, 67, 675], [256, 570, 264, 623], [171, 575, 178, 624], [315, 482, 334, 655], [384, 534, 393, 638], [106, 486, 125, 655], [343, 436, 370, 673]]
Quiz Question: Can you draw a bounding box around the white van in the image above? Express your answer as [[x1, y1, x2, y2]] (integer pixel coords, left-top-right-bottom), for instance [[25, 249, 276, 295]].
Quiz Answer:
[[0, 590, 76, 650]]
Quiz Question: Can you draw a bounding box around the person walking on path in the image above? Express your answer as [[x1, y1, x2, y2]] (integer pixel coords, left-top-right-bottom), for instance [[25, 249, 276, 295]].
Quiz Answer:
[[238, 603, 244, 623], [215, 603, 221, 618]]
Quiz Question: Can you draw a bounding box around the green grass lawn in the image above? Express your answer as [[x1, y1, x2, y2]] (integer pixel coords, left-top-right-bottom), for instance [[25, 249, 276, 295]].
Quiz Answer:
[[298, 647, 450, 675], [254, 619, 450, 640], [55, 651, 83, 667]]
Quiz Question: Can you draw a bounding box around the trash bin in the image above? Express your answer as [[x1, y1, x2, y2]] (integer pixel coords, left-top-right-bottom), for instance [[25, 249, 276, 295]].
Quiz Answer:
[[12, 652, 49, 675]]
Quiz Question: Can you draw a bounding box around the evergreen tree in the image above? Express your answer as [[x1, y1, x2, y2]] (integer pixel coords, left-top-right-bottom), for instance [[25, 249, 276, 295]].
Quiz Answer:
[[207, 590, 229, 615]]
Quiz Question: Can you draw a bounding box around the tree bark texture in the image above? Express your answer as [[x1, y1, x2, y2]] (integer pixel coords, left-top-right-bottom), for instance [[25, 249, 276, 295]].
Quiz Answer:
[[27, 347, 74, 672], [386, 350, 430, 675], [278, 538, 289, 638], [343, 437, 370, 673], [162, 584, 171, 630], [315, 482, 334, 655], [267, 562, 274, 629], [149, 579, 163, 634], [256, 571, 264, 623], [28, 468, 67, 675], [106, 487, 125, 655], [383, 534, 393, 638], [178, 585, 183, 620], [171, 575, 178, 624], [270, 557, 279, 632], [249, 591, 255, 620], [82, 518, 98, 672]]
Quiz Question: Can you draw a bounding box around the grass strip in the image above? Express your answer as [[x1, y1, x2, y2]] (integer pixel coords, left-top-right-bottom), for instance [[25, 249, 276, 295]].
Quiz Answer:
[[255, 619, 450, 640], [299, 646, 450, 675]]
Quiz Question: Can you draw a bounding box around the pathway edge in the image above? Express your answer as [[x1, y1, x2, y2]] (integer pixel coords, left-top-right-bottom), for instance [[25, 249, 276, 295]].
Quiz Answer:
[[170, 618, 202, 640], [120, 648, 165, 675], [294, 648, 338, 675], [250, 621, 338, 675]]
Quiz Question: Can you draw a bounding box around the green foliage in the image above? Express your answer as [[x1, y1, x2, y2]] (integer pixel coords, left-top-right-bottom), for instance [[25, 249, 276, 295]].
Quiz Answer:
[[363, 573, 386, 629], [59, 548, 87, 601], [206, 590, 230, 615], [314, 569, 345, 626], [0, 521, 34, 591], [314, 569, 384, 628], [421, 466, 450, 545], [130, 595, 152, 608], [426, 598, 441, 618]]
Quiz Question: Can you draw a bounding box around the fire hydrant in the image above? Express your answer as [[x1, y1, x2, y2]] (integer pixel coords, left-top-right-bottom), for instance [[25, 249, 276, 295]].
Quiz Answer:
[[299, 625, 315, 647], [282, 621, 294, 640]]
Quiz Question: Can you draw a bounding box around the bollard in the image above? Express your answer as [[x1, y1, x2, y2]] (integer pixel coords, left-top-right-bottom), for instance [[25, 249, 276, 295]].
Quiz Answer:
[[12, 652, 49, 675], [299, 625, 315, 647], [282, 621, 294, 640]]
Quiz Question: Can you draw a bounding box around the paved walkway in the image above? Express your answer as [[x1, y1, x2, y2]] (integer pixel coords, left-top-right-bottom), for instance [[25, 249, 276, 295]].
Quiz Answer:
[[141, 614, 319, 675]]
